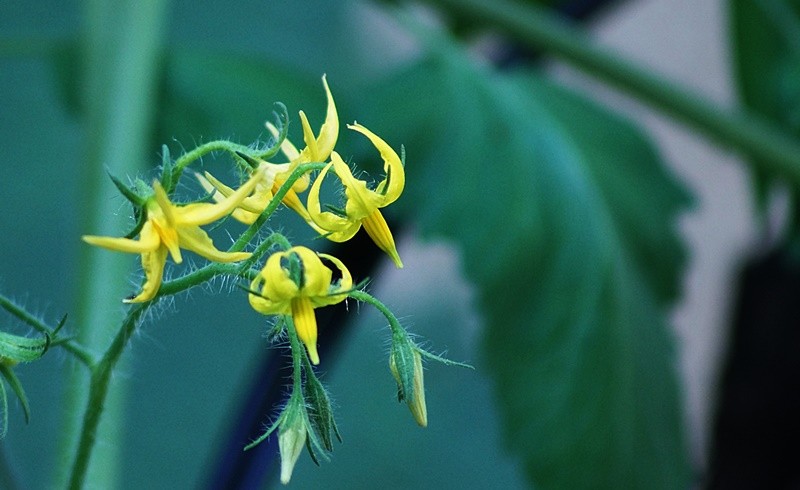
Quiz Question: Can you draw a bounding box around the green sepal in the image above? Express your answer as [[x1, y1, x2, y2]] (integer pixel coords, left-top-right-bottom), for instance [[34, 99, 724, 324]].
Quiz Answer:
[[159, 144, 175, 194], [389, 332, 417, 406], [302, 368, 341, 452], [107, 170, 147, 207], [255, 102, 290, 161], [323, 204, 348, 218], [234, 151, 262, 170], [281, 252, 305, 290], [0, 330, 50, 364], [123, 206, 148, 239], [0, 363, 32, 424]]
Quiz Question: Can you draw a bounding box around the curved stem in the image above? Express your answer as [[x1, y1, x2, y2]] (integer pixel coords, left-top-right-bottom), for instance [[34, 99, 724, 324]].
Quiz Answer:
[[420, 0, 800, 184]]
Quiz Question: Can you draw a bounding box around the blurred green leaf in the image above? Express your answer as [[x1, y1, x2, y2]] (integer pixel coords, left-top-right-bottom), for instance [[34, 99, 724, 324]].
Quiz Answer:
[[156, 49, 326, 149], [367, 43, 690, 488], [730, 0, 800, 217]]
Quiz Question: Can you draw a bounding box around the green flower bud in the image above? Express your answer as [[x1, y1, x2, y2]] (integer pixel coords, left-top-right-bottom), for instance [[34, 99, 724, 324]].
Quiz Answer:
[[279, 410, 307, 485], [389, 340, 427, 428], [0, 330, 49, 364]]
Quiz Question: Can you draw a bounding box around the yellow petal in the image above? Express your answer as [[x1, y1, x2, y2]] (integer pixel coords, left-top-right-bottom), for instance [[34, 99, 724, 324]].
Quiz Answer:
[[291, 297, 320, 364], [178, 167, 264, 225], [261, 251, 301, 301], [248, 275, 290, 315], [176, 225, 250, 263], [362, 209, 403, 268], [82, 220, 161, 254], [333, 154, 384, 220], [124, 246, 168, 303], [195, 172, 227, 205], [147, 211, 181, 263], [296, 74, 339, 164], [293, 247, 332, 297], [348, 123, 405, 205], [152, 181, 177, 227], [307, 161, 354, 233], [312, 252, 353, 306]]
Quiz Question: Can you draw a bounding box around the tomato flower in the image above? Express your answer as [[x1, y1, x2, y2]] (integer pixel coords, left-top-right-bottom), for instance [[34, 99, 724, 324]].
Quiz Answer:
[[248, 246, 352, 364], [82, 168, 263, 303], [308, 123, 405, 268]]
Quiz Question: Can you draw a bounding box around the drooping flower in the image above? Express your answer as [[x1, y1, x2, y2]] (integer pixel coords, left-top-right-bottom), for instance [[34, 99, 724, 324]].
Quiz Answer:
[[82, 168, 264, 303], [197, 75, 338, 224], [248, 246, 352, 365], [307, 123, 405, 268]]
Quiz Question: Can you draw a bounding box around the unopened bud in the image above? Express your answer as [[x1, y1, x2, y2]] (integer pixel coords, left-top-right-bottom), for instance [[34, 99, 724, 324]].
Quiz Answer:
[[279, 413, 307, 485], [389, 343, 427, 427]]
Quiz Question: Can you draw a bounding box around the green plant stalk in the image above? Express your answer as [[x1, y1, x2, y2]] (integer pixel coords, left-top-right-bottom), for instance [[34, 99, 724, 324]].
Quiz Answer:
[[66, 303, 145, 489], [420, 0, 800, 184], [59, 0, 169, 487]]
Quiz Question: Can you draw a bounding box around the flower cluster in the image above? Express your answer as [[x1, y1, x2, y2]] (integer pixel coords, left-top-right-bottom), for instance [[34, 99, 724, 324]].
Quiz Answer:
[[76, 76, 464, 484]]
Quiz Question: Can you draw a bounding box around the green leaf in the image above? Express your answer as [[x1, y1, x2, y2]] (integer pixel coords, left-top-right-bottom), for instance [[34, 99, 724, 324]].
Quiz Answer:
[[730, 0, 800, 218], [367, 47, 691, 488], [156, 49, 329, 149]]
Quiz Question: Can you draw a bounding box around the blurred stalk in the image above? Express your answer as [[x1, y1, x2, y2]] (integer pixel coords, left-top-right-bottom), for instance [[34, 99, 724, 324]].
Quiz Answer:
[[56, 0, 169, 487], [420, 0, 800, 184]]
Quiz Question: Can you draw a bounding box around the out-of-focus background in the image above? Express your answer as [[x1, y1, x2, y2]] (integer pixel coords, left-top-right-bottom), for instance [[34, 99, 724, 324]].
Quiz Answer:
[[1, 0, 796, 488]]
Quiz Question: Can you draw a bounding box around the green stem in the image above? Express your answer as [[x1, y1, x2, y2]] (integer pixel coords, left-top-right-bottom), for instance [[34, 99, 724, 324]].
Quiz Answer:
[[420, 0, 800, 184], [348, 290, 404, 337], [66, 303, 147, 490]]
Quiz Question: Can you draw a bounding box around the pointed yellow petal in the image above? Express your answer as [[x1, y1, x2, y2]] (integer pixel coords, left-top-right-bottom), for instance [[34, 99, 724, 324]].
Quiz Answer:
[[298, 111, 319, 162], [291, 297, 320, 365], [196, 171, 234, 201], [82, 220, 161, 254], [152, 181, 178, 227], [124, 246, 168, 303], [177, 226, 250, 263], [362, 209, 403, 268], [348, 123, 405, 205], [178, 168, 265, 225], [296, 75, 339, 164]]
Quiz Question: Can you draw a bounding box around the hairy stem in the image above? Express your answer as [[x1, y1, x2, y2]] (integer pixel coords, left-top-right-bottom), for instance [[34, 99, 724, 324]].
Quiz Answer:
[[66, 303, 147, 490]]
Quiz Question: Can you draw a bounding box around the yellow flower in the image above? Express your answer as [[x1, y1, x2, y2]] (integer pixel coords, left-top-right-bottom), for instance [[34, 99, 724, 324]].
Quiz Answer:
[[308, 123, 405, 268], [248, 246, 352, 365], [197, 75, 338, 224], [82, 169, 264, 303]]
